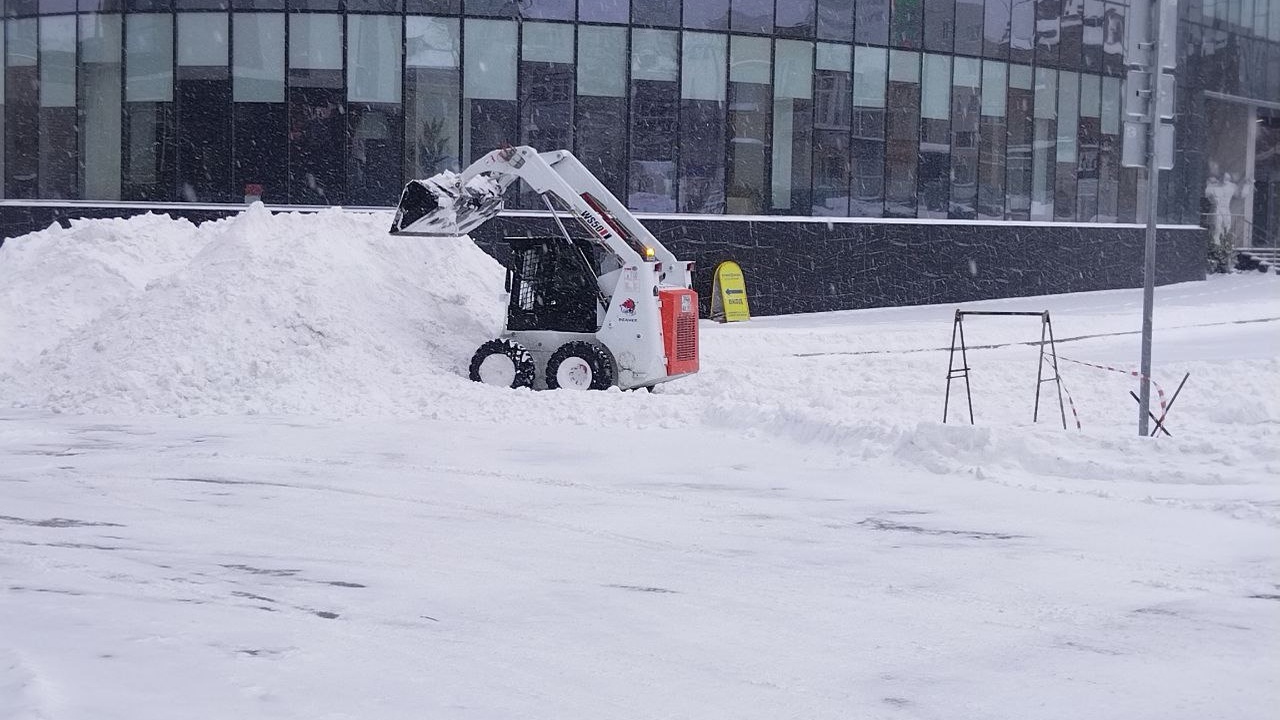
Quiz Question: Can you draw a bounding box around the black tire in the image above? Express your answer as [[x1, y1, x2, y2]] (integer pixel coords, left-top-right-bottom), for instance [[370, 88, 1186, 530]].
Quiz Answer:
[[468, 339, 536, 389], [545, 341, 615, 391]]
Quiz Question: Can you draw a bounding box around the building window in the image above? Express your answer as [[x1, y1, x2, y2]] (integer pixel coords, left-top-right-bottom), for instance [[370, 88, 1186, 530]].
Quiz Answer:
[[462, 18, 516, 163], [950, 57, 981, 219], [924, 0, 956, 54], [1011, 0, 1035, 63], [816, 0, 852, 42], [177, 12, 231, 202], [977, 59, 1007, 220], [348, 14, 402, 205], [1031, 67, 1056, 220], [856, 0, 889, 45], [890, 0, 922, 48], [918, 53, 952, 219], [683, 0, 728, 31], [628, 27, 678, 212], [851, 45, 887, 217], [1060, 0, 1083, 69], [288, 12, 344, 204], [1054, 70, 1078, 220], [579, 0, 628, 24], [1035, 0, 1060, 66], [956, 0, 984, 56], [79, 13, 121, 200], [1082, 0, 1103, 72], [812, 42, 850, 216], [776, 0, 816, 39], [124, 13, 175, 201], [1076, 72, 1100, 220], [726, 34, 770, 214], [7, 18, 39, 199], [233, 12, 286, 203], [1097, 74, 1120, 222], [679, 31, 727, 213], [40, 15, 77, 199], [575, 25, 626, 199], [632, 0, 679, 27], [771, 38, 813, 213], [731, 0, 772, 34], [984, 0, 1011, 58], [1006, 63, 1034, 219], [884, 49, 919, 217], [405, 16, 460, 183], [518, 21, 574, 207]]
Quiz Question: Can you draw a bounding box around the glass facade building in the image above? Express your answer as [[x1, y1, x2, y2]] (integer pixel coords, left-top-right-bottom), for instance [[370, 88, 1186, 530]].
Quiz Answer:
[[2, 0, 1278, 233]]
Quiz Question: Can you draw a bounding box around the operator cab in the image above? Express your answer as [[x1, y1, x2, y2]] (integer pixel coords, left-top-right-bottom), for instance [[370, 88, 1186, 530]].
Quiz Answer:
[[504, 236, 604, 334]]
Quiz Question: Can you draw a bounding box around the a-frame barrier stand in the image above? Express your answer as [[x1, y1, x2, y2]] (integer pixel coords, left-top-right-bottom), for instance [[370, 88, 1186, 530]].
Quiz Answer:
[[944, 310, 1068, 429]]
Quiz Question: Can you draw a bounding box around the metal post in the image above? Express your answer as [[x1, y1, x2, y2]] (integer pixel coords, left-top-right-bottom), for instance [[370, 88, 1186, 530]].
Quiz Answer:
[[1137, 0, 1169, 437]]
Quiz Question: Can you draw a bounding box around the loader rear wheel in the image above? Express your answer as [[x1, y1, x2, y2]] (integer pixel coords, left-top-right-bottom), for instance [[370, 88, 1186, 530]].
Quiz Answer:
[[469, 339, 535, 389], [546, 341, 614, 391]]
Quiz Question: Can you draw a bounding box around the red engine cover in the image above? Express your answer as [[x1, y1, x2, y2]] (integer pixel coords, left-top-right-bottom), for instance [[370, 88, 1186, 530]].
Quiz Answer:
[[659, 288, 699, 376]]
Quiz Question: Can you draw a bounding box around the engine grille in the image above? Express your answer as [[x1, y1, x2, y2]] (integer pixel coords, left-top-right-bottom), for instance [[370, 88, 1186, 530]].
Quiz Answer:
[[675, 315, 697, 362]]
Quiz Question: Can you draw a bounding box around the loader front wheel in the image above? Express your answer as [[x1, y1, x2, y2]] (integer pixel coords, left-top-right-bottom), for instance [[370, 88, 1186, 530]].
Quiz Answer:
[[546, 342, 614, 391], [469, 339, 535, 389]]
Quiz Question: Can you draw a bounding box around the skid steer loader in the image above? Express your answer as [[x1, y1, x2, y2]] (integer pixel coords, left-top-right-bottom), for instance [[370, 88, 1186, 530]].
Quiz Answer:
[[390, 146, 699, 391]]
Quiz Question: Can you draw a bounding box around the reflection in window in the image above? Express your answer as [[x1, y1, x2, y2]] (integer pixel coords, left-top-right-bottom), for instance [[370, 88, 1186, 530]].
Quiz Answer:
[[579, 0, 628, 23], [405, 16, 460, 183], [348, 15, 402, 205], [629, 28, 678, 212], [1006, 64, 1034, 220], [924, 0, 956, 53], [851, 46, 887, 217], [1102, 1, 1125, 75], [516, 0, 574, 19], [890, 0, 922, 48], [6, 18, 38, 198], [177, 12, 231, 202], [288, 13, 344, 204], [1097, 75, 1120, 222], [679, 32, 726, 213], [1010, 0, 1035, 63], [884, 49, 919, 217], [984, 0, 1011, 58], [518, 22, 574, 207], [233, 13, 286, 203], [956, 0, 984, 56], [776, 0, 815, 38], [1035, 0, 1060, 66], [977, 60, 1007, 220], [463, 18, 516, 163], [633, 0, 679, 27], [772, 39, 812, 213], [816, 0, 852, 41], [79, 14, 122, 200], [812, 42, 850, 216], [125, 13, 174, 200], [949, 57, 981, 219], [1060, 0, 1083, 69], [1076, 73, 1100, 220], [1082, 0, 1103, 72], [1054, 70, 1078, 220], [856, 0, 889, 45], [731, 0, 772, 34], [727, 35, 770, 214], [684, 0, 728, 30], [40, 15, 77, 199], [918, 54, 952, 219], [1031, 68, 1056, 220], [576, 25, 626, 199]]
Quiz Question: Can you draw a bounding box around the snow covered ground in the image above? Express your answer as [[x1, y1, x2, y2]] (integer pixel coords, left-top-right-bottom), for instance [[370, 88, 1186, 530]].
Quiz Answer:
[[1, 209, 1277, 719]]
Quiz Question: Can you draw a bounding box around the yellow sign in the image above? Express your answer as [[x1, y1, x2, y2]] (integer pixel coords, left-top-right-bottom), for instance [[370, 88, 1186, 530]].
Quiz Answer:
[[711, 260, 751, 323]]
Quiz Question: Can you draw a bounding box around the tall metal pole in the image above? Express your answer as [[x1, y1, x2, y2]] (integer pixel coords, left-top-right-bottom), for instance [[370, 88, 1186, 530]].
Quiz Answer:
[[1137, 0, 1167, 437]]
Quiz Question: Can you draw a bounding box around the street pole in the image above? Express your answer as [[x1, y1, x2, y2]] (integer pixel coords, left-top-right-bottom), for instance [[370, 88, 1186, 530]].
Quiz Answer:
[[1137, 0, 1170, 437]]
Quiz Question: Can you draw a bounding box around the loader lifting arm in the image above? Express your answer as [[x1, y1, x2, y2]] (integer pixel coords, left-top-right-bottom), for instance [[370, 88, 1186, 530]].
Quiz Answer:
[[389, 146, 693, 291]]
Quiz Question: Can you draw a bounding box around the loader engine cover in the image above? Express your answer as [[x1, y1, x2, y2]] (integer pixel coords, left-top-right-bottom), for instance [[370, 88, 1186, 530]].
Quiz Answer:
[[659, 288, 699, 377]]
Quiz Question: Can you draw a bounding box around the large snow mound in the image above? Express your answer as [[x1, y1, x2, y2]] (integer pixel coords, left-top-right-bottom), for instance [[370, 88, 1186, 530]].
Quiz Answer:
[[0, 206, 505, 415]]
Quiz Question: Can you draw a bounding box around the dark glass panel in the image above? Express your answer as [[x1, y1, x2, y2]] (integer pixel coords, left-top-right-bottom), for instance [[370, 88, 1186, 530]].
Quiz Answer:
[[348, 104, 402, 206], [128, 0, 173, 9], [576, 96, 627, 199], [234, 103, 287, 202], [174, 0, 230, 9], [851, 46, 886, 216], [1102, 2, 1124, 75], [1096, 75, 1120, 222], [680, 100, 727, 212], [884, 49, 919, 217], [79, 1, 128, 11], [578, 0, 628, 23], [39, 15, 78, 199], [123, 103, 177, 200], [177, 72, 233, 202], [771, 39, 813, 214], [776, 0, 816, 38], [287, 0, 338, 9], [288, 80, 346, 204], [1009, 0, 1035, 63], [1030, 68, 1056, 220], [731, 0, 772, 34], [816, 0, 852, 40], [629, 80, 679, 210], [924, 0, 956, 53], [345, 0, 402, 11], [40, 0, 79, 12], [1081, 0, 1103, 71], [519, 23, 575, 207], [406, 0, 460, 12], [80, 14, 124, 200], [4, 55, 37, 198], [918, 53, 951, 218], [1005, 66, 1033, 220], [976, 61, 1007, 220], [8, 0, 40, 15], [812, 53, 851, 215], [956, 0, 984, 56], [633, 0, 679, 26], [984, 0, 1011, 58], [949, 58, 981, 219], [1075, 74, 1099, 221], [1053, 71, 1077, 220], [464, 0, 517, 16], [727, 36, 771, 214], [889, 0, 922, 48], [685, 0, 729, 30], [405, 67, 461, 178], [1035, 0, 1059, 66], [855, 0, 889, 45], [1059, 0, 1083, 69]]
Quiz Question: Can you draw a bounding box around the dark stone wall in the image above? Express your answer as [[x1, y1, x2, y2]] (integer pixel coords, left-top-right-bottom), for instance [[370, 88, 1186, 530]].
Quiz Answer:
[[2, 204, 1207, 317]]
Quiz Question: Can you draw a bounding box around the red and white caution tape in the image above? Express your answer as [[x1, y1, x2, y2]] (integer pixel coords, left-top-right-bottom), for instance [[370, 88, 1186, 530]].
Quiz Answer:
[[1055, 354, 1169, 417]]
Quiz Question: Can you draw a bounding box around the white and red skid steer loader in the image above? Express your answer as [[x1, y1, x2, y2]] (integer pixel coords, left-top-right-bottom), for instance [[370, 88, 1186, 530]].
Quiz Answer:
[[390, 146, 699, 391]]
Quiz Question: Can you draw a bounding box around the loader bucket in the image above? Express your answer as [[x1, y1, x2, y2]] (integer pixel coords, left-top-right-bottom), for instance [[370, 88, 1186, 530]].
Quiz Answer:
[[389, 170, 506, 237]]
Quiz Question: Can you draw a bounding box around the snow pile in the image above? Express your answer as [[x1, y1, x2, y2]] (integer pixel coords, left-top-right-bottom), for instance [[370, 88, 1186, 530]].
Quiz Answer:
[[0, 206, 505, 415]]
